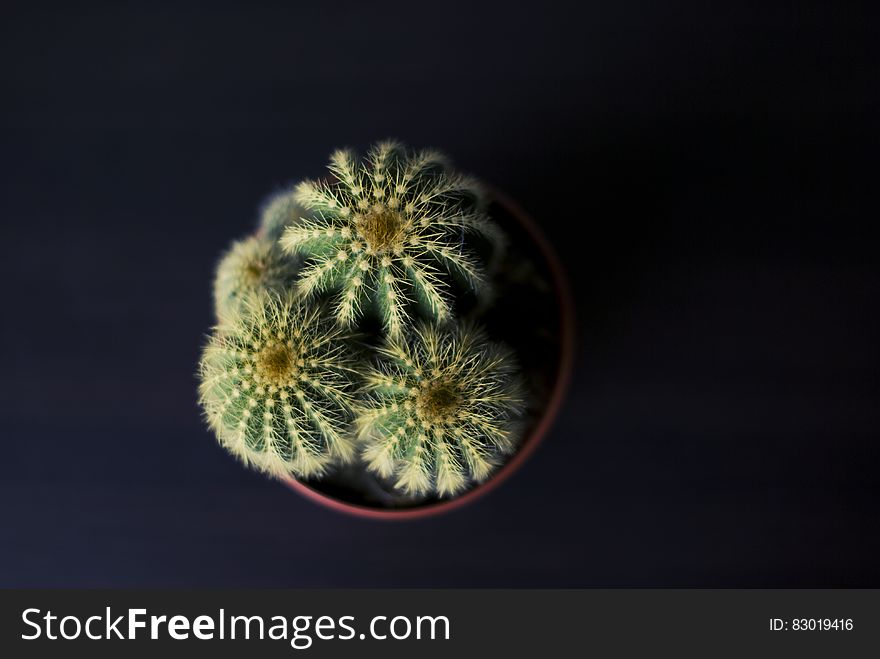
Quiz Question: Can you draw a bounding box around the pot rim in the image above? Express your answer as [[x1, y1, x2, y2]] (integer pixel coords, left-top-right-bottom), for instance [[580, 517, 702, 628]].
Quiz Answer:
[[282, 185, 576, 519]]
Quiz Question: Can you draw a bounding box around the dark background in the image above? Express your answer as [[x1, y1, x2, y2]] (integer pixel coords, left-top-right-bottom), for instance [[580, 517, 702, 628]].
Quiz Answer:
[[1, 1, 877, 586]]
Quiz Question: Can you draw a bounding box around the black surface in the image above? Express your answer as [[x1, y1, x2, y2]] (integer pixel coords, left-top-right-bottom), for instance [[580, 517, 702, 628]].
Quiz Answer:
[[1, 1, 877, 586]]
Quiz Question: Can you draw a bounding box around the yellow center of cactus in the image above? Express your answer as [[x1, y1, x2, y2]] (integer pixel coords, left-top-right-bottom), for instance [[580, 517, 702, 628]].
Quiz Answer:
[[255, 342, 297, 385], [417, 379, 462, 424], [242, 260, 265, 284], [356, 205, 406, 253]]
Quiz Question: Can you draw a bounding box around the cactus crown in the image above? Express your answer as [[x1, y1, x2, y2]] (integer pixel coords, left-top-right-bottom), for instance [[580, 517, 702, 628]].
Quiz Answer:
[[358, 323, 525, 496], [199, 292, 358, 479], [280, 141, 504, 338]]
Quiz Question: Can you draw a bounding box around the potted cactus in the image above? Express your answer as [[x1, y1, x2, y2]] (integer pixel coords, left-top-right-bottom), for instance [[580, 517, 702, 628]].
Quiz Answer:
[[198, 141, 573, 518]]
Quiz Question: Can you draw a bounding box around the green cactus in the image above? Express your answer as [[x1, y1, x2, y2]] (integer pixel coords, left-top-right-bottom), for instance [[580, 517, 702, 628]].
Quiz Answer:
[[258, 188, 306, 242], [198, 141, 541, 506], [279, 141, 505, 338], [357, 322, 525, 497], [213, 235, 300, 322], [198, 292, 358, 479]]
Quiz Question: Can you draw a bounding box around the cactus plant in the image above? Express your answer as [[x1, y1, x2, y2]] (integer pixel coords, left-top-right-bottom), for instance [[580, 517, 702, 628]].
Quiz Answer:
[[213, 235, 300, 321], [198, 292, 358, 479], [197, 140, 550, 510], [258, 187, 306, 242], [279, 141, 505, 338], [357, 322, 525, 496]]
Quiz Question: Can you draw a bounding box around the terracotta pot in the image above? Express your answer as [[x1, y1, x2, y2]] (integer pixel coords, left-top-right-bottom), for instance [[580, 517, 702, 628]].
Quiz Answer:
[[282, 187, 575, 519]]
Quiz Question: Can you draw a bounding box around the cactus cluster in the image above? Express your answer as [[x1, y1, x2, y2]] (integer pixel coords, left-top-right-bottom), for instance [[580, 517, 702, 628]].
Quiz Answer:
[[198, 141, 528, 500]]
